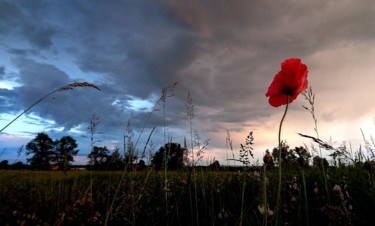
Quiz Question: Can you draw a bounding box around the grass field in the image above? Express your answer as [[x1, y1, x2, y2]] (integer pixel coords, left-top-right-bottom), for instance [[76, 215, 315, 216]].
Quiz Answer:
[[0, 164, 374, 226]]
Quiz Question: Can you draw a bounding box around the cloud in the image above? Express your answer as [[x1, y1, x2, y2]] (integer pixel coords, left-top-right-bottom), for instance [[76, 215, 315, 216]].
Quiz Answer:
[[0, 1, 55, 50], [1, 0, 375, 163], [4, 58, 106, 130]]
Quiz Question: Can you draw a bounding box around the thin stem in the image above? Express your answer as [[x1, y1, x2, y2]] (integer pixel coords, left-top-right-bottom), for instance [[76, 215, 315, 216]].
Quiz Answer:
[[301, 168, 309, 226], [262, 164, 267, 226], [0, 82, 100, 133], [240, 177, 246, 226], [302, 86, 330, 202], [0, 90, 57, 133], [275, 96, 290, 226]]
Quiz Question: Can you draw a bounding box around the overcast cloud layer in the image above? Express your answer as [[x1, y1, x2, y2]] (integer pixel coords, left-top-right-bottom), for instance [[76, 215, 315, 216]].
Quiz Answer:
[[1, 0, 375, 164]]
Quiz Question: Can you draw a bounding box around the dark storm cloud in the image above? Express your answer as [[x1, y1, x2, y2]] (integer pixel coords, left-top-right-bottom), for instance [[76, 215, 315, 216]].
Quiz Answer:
[[69, 1, 200, 100], [7, 58, 115, 130], [1, 0, 375, 161], [0, 1, 55, 49], [0, 88, 19, 112]]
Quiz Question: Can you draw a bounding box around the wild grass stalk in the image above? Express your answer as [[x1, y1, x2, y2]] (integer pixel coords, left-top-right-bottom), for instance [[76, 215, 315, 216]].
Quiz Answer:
[[0, 82, 100, 133], [301, 167, 309, 226], [199, 167, 208, 223], [226, 130, 235, 167], [87, 113, 100, 219], [185, 92, 199, 226], [262, 164, 267, 226], [159, 82, 178, 225], [104, 82, 177, 225], [240, 177, 246, 226], [301, 86, 330, 203]]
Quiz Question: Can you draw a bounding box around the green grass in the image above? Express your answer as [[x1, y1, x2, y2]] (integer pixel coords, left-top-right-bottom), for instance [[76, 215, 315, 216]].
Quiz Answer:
[[0, 166, 374, 226]]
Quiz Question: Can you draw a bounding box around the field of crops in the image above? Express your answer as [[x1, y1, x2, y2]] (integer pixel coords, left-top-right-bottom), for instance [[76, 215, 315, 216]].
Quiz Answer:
[[0, 165, 374, 226]]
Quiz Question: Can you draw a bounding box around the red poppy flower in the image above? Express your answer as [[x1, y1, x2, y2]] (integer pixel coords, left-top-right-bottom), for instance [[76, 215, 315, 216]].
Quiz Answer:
[[265, 58, 308, 107]]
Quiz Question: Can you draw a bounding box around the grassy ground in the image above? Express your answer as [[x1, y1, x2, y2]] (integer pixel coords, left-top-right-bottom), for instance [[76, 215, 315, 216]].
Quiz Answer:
[[0, 165, 374, 226]]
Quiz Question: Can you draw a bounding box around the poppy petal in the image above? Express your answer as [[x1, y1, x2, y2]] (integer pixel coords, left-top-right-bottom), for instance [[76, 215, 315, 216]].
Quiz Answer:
[[266, 58, 308, 107]]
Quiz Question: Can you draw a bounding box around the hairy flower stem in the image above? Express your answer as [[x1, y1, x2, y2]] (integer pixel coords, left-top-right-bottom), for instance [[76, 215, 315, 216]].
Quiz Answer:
[[275, 96, 290, 226]]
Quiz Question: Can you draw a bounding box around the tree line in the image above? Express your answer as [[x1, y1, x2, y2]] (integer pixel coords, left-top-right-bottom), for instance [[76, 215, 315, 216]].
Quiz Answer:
[[0, 132, 196, 171], [1, 132, 332, 171]]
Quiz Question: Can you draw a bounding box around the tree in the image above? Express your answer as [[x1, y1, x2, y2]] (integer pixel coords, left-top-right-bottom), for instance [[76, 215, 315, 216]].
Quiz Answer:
[[271, 142, 291, 166], [106, 147, 125, 170], [313, 156, 329, 169], [271, 143, 311, 169], [26, 132, 55, 170], [0, 160, 9, 169], [151, 143, 186, 170], [208, 160, 220, 171], [294, 146, 311, 168], [137, 159, 146, 170], [11, 161, 28, 170], [88, 146, 110, 169], [54, 136, 79, 171]]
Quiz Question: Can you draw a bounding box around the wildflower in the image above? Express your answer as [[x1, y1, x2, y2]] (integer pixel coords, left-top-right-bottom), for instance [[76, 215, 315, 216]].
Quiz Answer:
[[313, 182, 319, 194], [333, 185, 342, 192], [292, 183, 299, 191], [258, 204, 274, 216], [265, 58, 308, 224], [333, 185, 345, 200], [266, 58, 308, 107], [218, 209, 229, 219]]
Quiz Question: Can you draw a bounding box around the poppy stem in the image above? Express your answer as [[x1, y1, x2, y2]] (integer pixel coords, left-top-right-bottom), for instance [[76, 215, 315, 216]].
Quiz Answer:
[[275, 95, 290, 226]]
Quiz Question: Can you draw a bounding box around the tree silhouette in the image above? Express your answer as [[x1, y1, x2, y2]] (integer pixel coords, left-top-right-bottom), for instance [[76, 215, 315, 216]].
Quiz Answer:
[[0, 160, 9, 169], [106, 147, 125, 170], [151, 143, 186, 170], [272, 143, 311, 169], [26, 132, 55, 170], [208, 160, 220, 171], [26, 133, 80, 170], [313, 156, 329, 169], [54, 136, 79, 171], [88, 146, 110, 170]]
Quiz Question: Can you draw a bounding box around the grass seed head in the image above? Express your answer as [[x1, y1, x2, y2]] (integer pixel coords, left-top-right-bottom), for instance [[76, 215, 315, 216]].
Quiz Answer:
[[58, 82, 101, 92]]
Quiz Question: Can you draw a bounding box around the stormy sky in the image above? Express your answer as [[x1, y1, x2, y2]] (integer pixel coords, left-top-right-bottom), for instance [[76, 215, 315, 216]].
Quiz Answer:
[[1, 0, 375, 165]]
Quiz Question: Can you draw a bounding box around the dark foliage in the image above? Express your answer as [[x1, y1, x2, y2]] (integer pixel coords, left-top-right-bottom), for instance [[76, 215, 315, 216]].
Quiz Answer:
[[26, 133, 55, 170], [26, 133, 79, 170], [151, 143, 186, 170], [271, 143, 311, 169]]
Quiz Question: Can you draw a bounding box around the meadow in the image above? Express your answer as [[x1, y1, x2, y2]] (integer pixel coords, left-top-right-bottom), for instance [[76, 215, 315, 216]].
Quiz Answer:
[[0, 163, 374, 226]]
